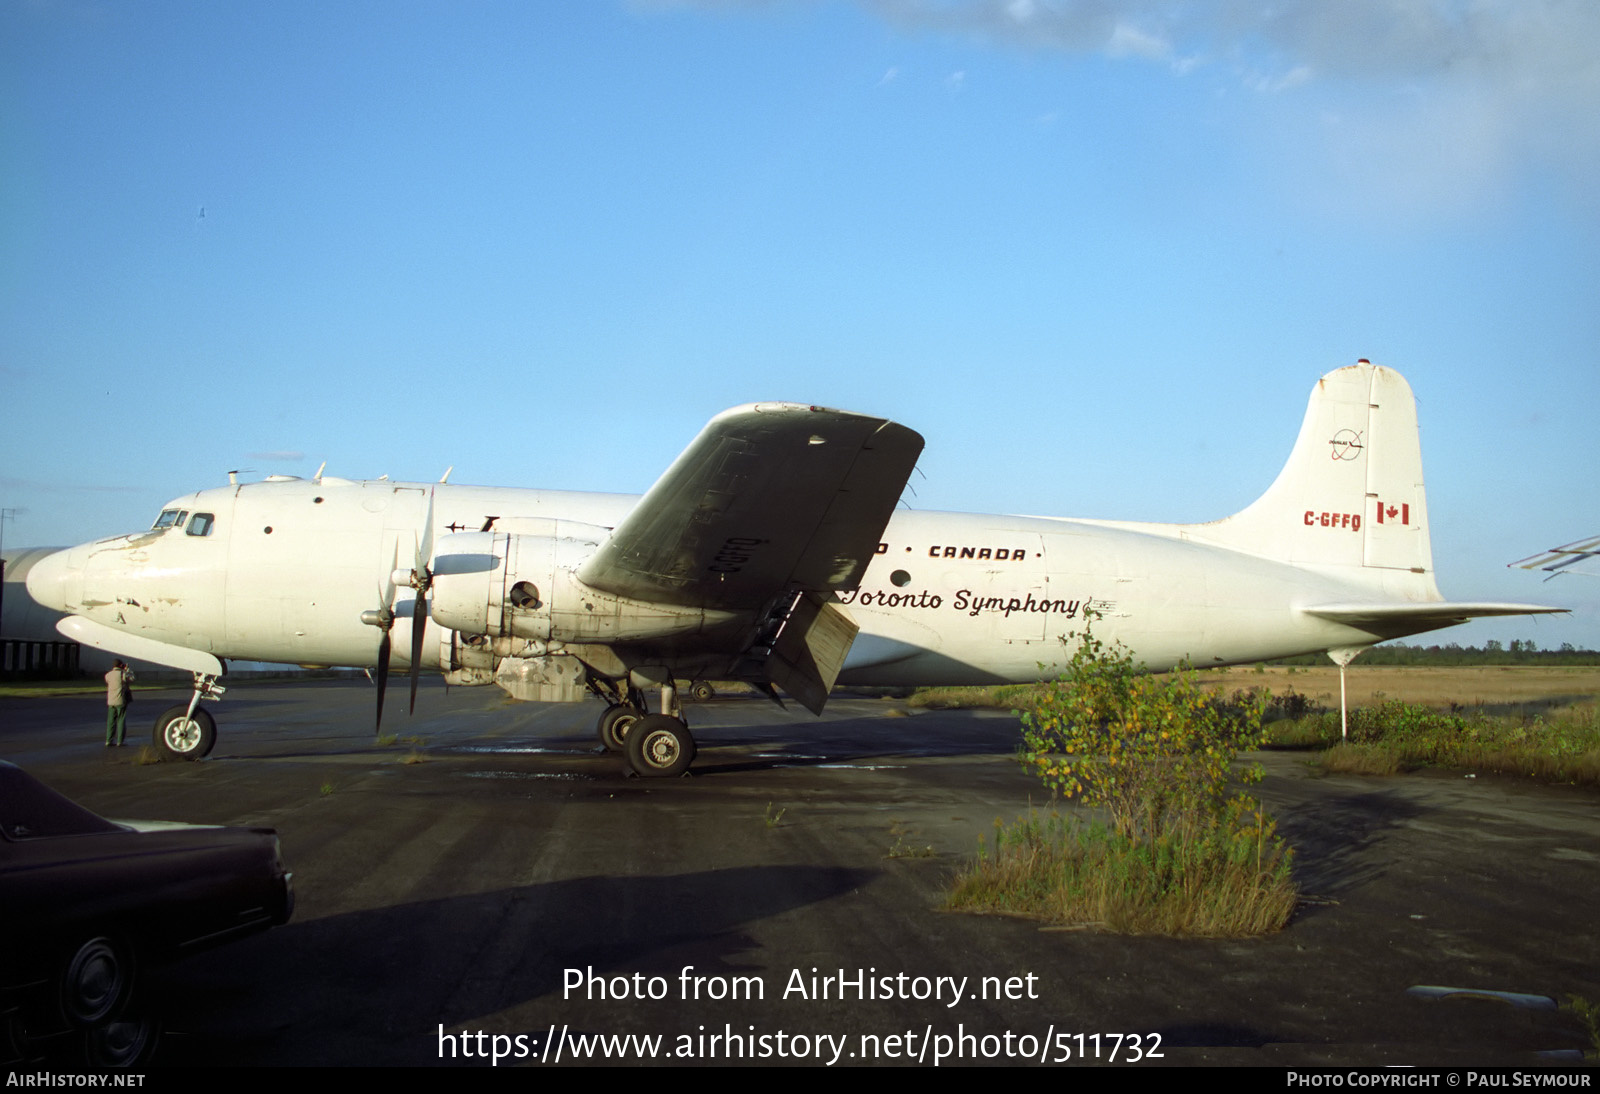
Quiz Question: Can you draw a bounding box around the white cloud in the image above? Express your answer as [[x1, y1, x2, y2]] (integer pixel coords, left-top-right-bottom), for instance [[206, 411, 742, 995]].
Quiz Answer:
[[674, 0, 1600, 217], [1105, 21, 1168, 60], [856, 0, 1600, 217]]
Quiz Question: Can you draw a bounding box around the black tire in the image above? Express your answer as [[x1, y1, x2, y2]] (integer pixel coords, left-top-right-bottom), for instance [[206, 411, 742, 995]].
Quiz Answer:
[[625, 714, 696, 778], [77, 1009, 161, 1068], [596, 705, 641, 753], [689, 681, 715, 702], [58, 937, 131, 1029], [153, 706, 216, 762]]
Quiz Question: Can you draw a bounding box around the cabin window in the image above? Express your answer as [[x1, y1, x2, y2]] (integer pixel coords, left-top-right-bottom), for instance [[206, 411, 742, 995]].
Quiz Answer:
[[152, 509, 188, 530], [186, 513, 215, 537]]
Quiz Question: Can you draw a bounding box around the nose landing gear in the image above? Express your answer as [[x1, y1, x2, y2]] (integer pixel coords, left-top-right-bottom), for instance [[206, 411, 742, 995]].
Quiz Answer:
[[152, 673, 225, 762]]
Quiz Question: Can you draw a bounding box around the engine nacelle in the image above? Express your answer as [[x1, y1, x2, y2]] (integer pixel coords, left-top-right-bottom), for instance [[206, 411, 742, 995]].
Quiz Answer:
[[428, 524, 736, 645]]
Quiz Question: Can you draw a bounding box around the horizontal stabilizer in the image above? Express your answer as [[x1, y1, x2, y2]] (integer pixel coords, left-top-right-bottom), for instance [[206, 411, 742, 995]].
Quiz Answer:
[[1301, 601, 1566, 640]]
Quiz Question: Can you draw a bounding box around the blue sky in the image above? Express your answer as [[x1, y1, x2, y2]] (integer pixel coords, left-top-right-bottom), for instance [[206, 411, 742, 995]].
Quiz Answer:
[[3, 0, 1596, 648]]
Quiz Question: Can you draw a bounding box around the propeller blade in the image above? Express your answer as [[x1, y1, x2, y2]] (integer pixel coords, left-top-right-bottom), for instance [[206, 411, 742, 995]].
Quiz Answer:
[[375, 628, 391, 735], [406, 487, 436, 716], [382, 541, 399, 606], [417, 487, 435, 573], [409, 589, 426, 715]]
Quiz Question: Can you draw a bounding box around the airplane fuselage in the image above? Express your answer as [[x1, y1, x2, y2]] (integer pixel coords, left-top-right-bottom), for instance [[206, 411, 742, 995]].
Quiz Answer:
[[36, 475, 1389, 685], [27, 367, 1562, 772]]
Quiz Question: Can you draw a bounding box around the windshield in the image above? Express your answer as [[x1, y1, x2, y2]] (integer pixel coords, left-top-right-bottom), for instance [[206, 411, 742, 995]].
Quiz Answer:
[[151, 509, 188, 530]]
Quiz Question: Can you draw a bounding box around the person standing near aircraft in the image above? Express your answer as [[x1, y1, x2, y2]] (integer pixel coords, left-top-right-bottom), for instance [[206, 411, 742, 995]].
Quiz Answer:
[[105, 659, 134, 746]]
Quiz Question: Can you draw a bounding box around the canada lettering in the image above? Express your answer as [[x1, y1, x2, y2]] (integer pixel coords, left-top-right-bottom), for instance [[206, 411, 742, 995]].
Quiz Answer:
[[927, 545, 1027, 562]]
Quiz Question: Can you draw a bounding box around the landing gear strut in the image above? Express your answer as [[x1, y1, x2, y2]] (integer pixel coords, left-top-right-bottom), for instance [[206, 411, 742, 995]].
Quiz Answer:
[[153, 673, 225, 762]]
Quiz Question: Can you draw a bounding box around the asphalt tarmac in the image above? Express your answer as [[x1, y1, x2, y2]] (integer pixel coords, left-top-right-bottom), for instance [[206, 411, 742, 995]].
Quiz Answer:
[[3, 680, 1597, 1067]]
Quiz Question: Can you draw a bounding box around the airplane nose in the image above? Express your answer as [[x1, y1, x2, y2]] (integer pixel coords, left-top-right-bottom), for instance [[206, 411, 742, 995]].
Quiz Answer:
[[25, 547, 82, 613]]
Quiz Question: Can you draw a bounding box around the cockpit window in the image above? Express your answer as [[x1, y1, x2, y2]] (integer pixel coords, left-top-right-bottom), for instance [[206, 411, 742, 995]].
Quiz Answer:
[[152, 509, 188, 530], [186, 513, 215, 537]]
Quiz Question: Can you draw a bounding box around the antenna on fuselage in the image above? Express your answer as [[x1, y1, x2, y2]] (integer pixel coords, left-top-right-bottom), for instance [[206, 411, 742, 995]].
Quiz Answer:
[[314, 461, 327, 483], [439, 466, 453, 484]]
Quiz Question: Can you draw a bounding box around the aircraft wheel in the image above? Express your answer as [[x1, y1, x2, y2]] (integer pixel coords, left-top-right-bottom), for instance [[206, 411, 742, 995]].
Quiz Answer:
[[153, 706, 216, 762], [689, 680, 715, 702], [58, 937, 131, 1029], [596, 705, 641, 753], [625, 715, 696, 778]]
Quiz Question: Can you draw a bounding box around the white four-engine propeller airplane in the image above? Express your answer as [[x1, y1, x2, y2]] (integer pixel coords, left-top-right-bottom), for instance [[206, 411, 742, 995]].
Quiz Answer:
[[27, 361, 1562, 776]]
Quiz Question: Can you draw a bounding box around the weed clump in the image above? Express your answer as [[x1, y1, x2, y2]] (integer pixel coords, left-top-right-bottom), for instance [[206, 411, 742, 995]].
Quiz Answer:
[[949, 622, 1297, 936], [949, 808, 1296, 936]]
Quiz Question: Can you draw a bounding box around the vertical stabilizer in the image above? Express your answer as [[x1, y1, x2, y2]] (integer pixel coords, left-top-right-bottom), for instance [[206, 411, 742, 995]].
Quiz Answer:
[[1188, 362, 1435, 591]]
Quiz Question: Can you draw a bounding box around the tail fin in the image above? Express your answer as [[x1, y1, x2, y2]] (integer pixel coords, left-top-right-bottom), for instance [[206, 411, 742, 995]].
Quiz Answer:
[[1189, 361, 1437, 593]]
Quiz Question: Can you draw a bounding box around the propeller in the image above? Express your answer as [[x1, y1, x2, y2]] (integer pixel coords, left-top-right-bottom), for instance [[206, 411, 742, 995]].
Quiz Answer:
[[406, 488, 436, 715], [360, 544, 401, 735], [364, 488, 438, 732]]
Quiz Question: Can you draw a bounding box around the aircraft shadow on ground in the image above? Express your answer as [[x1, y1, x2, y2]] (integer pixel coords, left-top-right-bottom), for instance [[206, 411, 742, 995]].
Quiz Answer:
[[693, 713, 1022, 773]]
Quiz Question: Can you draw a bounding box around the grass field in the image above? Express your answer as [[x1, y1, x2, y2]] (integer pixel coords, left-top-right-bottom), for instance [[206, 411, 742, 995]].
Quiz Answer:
[[907, 665, 1600, 788], [908, 665, 1600, 714], [1195, 664, 1600, 713]]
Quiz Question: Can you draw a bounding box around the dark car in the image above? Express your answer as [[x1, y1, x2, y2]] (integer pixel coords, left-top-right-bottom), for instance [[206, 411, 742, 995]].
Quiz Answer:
[[0, 761, 293, 1064]]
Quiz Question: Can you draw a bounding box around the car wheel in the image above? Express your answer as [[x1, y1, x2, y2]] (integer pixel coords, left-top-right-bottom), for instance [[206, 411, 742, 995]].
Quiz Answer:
[[153, 706, 216, 762], [77, 1009, 161, 1068], [689, 681, 715, 702], [596, 705, 641, 752], [58, 937, 130, 1028], [625, 715, 696, 778]]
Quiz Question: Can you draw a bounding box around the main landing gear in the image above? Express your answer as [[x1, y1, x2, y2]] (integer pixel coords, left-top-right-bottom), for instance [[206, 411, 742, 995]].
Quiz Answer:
[[152, 673, 225, 762], [593, 681, 697, 778], [625, 715, 695, 778]]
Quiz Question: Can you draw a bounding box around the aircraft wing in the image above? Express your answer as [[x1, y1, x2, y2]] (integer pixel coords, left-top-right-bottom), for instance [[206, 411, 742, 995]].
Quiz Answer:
[[1301, 601, 1567, 639], [1510, 535, 1600, 580], [576, 403, 924, 612]]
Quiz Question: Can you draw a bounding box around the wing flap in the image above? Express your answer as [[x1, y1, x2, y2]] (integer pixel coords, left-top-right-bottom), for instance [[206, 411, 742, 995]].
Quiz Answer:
[[577, 404, 923, 611], [765, 593, 860, 716]]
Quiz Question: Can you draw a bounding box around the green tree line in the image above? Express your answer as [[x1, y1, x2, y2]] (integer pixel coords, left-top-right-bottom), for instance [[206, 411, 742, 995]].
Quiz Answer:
[[1270, 640, 1600, 667]]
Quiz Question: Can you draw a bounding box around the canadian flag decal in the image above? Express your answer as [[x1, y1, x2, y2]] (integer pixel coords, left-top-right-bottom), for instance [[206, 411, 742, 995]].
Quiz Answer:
[[1375, 500, 1410, 525]]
